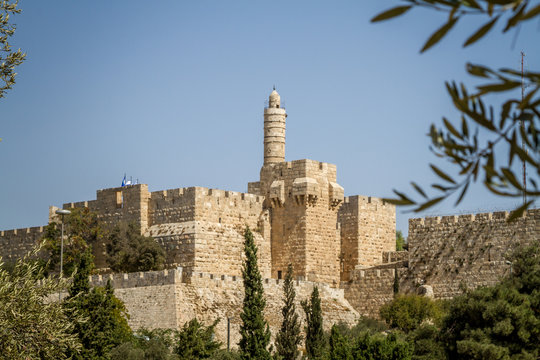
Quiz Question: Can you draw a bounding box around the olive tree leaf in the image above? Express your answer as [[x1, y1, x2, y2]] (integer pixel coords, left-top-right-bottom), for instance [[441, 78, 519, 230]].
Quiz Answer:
[[371, 6, 412, 22], [415, 196, 445, 212], [520, 3, 540, 21], [411, 182, 428, 199], [507, 200, 533, 222], [421, 16, 459, 53], [430, 164, 456, 184], [464, 16, 499, 47]]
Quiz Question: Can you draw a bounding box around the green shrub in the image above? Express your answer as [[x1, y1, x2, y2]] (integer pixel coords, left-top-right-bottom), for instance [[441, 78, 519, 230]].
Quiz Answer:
[[106, 222, 165, 272], [380, 294, 444, 333]]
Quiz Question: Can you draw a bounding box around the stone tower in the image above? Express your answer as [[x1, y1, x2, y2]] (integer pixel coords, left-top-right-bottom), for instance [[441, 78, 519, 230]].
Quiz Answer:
[[263, 89, 287, 165], [254, 89, 344, 286]]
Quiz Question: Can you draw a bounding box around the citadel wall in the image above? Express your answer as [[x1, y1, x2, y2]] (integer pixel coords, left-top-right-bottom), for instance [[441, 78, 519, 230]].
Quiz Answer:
[[342, 266, 407, 318], [338, 196, 396, 281], [90, 268, 358, 347], [404, 209, 540, 299], [61, 185, 271, 277], [70, 184, 151, 232], [0, 226, 45, 262]]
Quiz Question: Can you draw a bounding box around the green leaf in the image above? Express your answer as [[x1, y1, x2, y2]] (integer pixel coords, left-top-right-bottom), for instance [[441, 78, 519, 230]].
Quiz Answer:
[[464, 16, 499, 47], [392, 189, 415, 205], [459, 161, 474, 176], [466, 63, 493, 78], [371, 6, 412, 22], [411, 182, 427, 199], [421, 16, 459, 53], [430, 164, 456, 184], [463, 0, 482, 10], [521, 4, 540, 21], [461, 116, 469, 138], [415, 196, 445, 212], [464, 107, 497, 131], [503, 2, 526, 32], [432, 184, 451, 192], [507, 201, 533, 222], [443, 117, 463, 139], [455, 181, 470, 206], [477, 81, 521, 93], [501, 168, 523, 190]]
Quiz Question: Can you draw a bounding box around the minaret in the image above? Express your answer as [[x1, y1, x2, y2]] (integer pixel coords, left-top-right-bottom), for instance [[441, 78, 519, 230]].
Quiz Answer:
[[263, 88, 287, 165]]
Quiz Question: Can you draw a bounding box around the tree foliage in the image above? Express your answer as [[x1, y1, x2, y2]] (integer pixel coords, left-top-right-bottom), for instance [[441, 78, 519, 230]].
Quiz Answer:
[[106, 222, 165, 273], [42, 207, 104, 276], [353, 332, 413, 360], [440, 243, 540, 359], [396, 230, 406, 251], [301, 286, 326, 359], [274, 264, 302, 360], [0, 0, 26, 98], [174, 319, 221, 360], [65, 251, 132, 360], [0, 248, 81, 359], [373, 0, 540, 216], [380, 294, 445, 333], [239, 227, 272, 360], [407, 324, 446, 360], [329, 325, 353, 360]]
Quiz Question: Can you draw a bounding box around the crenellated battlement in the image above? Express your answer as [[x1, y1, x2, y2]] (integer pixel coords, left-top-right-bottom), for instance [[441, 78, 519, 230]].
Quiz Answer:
[[342, 195, 392, 208], [349, 267, 397, 281], [90, 268, 182, 288], [406, 207, 540, 300], [0, 225, 44, 237], [88, 267, 341, 297], [409, 209, 539, 229]]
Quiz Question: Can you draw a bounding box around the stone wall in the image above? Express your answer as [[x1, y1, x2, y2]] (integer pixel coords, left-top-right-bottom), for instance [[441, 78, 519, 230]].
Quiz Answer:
[[342, 266, 405, 318], [60, 185, 271, 277], [0, 226, 45, 262], [90, 268, 358, 348], [382, 250, 409, 264], [338, 196, 396, 281], [69, 184, 151, 232], [405, 209, 540, 299], [258, 159, 343, 286]]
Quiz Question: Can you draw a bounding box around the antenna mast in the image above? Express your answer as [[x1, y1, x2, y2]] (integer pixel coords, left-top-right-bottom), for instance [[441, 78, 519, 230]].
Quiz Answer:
[[521, 51, 527, 205]]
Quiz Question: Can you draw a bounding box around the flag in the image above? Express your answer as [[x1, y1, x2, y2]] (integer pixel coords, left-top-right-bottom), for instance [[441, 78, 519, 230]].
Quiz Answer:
[[121, 174, 126, 187]]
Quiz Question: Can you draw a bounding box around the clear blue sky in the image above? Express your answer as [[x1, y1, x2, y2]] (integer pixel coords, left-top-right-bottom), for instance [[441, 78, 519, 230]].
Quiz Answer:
[[1, 1, 538, 235]]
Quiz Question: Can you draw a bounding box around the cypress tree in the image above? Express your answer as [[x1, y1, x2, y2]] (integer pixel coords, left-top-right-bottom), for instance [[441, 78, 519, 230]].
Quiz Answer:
[[301, 286, 325, 359], [239, 227, 272, 360], [328, 325, 352, 360], [275, 264, 302, 360], [393, 265, 399, 295]]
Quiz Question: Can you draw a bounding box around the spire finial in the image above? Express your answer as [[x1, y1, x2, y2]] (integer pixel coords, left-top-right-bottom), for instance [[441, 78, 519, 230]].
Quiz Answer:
[[273, 84, 275, 91]]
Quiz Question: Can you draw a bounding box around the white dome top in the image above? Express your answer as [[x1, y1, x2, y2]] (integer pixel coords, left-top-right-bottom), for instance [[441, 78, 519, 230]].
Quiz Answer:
[[269, 89, 280, 108]]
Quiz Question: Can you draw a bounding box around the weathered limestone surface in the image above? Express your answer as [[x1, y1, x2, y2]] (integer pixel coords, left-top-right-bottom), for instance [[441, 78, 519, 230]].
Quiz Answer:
[[91, 269, 358, 348], [258, 159, 345, 286], [403, 209, 540, 299], [342, 210, 539, 317], [0, 226, 45, 262], [339, 196, 396, 281], [342, 267, 406, 318]]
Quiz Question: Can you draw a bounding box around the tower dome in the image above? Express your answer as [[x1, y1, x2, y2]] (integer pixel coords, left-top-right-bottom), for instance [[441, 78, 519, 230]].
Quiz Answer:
[[269, 89, 281, 108]]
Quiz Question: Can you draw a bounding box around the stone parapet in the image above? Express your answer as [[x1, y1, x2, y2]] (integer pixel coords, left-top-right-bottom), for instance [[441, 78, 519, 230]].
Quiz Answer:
[[406, 208, 540, 299]]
